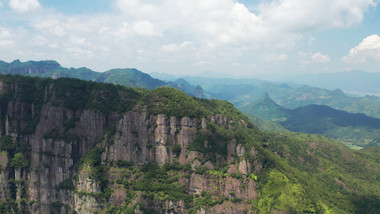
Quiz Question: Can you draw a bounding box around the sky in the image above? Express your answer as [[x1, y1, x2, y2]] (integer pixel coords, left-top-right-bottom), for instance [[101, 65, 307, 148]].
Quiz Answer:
[[0, 0, 379, 77]]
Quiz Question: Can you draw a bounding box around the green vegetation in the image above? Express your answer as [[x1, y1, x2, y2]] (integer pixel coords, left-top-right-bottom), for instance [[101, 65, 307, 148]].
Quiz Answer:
[[0, 136, 14, 152], [0, 200, 18, 213], [10, 153, 29, 169], [140, 87, 251, 122], [252, 131, 380, 214], [188, 122, 233, 158], [95, 68, 166, 89], [58, 179, 74, 190], [247, 114, 287, 132]]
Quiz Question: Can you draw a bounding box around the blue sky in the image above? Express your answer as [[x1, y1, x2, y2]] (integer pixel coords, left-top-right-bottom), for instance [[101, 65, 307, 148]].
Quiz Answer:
[[0, 0, 379, 77]]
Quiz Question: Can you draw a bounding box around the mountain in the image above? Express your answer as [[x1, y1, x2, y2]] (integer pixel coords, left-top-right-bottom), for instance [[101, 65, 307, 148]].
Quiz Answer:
[[95, 68, 167, 89], [0, 59, 61, 74], [4, 60, 380, 120], [182, 75, 380, 119], [0, 75, 378, 213], [0, 59, 99, 81], [0, 60, 199, 95], [0, 75, 379, 213], [242, 92, 288, 122], [242, 93, 380, 148]]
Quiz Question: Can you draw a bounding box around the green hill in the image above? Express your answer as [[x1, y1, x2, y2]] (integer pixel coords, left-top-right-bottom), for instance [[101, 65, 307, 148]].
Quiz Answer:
[[0, 75, 378, 213], [241, 93, 380, 148], [95, 68, 167, 89]]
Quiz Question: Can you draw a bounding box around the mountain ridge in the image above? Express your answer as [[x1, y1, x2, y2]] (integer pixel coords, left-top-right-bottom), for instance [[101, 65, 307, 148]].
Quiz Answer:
[[241, 94, 380, 148], [0, 59, 197, 95]]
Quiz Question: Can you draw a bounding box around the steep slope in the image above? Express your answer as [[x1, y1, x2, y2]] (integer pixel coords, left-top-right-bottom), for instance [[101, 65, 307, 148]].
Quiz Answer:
[[95, 68, 167, 89], [242, 94, 380, 148], [0, 75, 378, 214]]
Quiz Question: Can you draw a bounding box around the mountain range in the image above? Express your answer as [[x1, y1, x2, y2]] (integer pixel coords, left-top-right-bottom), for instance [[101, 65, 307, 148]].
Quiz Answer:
[[0, 59, 194, 95], [260, 70, 380, 94], [2, 59, 380, 148], [180, 75, 380, 120], [241, 93, 380, 149], [0, 74, 378, 213]]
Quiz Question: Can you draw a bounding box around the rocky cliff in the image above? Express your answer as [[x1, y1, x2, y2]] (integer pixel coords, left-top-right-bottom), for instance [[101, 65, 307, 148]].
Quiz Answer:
[[0, 75, 261, 213]]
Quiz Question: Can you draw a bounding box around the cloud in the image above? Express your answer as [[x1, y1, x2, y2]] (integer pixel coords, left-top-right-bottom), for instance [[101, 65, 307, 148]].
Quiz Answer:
[[0, 0, 378, 75], [266, 53, 288, 62], [312, 52, 330, 63], [342, 34, 380, 63], [162, 41, 193, 52], [114, 0, 275, 46], [259, 0, 377, 31], [132, 21, 160, 37], [9, 0, 41, 13]]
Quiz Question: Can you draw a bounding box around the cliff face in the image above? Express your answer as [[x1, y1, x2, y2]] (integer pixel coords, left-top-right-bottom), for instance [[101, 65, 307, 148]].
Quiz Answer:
[[0, 76, 259, 213]]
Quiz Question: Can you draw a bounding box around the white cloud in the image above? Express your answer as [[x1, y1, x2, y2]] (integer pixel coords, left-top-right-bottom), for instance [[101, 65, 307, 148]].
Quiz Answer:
[[162, 41, 193, 52], [132, 21, 160, 37], [259, 0, 377, 31], [266, 53, 288, 62], [312, 52, 330, 63], [342, 34, 380, 63], [9, 0, 41, 13], [114, 0, 275, 46], [0, 28, 13, 47]]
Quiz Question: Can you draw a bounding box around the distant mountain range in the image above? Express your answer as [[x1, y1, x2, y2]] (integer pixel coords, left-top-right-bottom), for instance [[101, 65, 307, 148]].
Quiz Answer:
[[260, 70, 380, 94], [181, 76, 380, 119], [0, 59, 195, 95], [241, 93, 380, 148]]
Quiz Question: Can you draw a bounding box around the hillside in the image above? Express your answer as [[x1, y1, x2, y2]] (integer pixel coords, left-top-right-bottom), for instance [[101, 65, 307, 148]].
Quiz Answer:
[[242, 94, 380, 148], [0, 75, 378, 213]]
